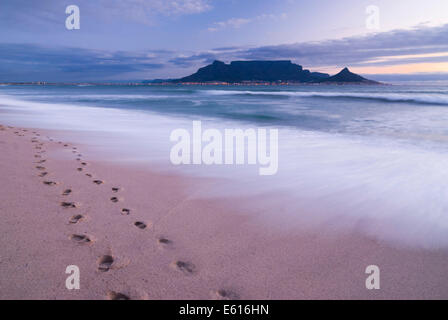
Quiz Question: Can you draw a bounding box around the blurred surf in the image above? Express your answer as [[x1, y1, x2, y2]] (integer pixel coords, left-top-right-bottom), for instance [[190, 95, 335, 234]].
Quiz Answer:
[[1, 84, 448, 248]]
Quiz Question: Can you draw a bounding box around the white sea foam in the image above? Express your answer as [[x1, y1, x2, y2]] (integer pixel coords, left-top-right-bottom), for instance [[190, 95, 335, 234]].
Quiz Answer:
[[11, 94, 178, 101], [205, 89, 448, 105], [2, 91, 448, 249]]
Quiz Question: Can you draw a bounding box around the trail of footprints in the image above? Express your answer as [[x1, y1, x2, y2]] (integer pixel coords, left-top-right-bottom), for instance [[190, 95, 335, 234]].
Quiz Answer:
[[4, 127, 236, 300]]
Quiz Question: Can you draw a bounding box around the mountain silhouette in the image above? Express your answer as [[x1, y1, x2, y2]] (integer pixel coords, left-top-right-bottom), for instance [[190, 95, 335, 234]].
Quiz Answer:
[[317, 67, 379, 84], [174, 61, 379, 84], [175, 60, 330, 83]]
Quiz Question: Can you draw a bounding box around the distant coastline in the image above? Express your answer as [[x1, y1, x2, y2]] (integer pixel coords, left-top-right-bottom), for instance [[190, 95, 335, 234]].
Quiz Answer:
[[0, 60, 385, 86], [0, 80, 386, 86]]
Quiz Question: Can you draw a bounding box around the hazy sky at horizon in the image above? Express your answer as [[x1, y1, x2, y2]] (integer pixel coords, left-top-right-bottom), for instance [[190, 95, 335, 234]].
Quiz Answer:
[[1, 0, 448, 81]]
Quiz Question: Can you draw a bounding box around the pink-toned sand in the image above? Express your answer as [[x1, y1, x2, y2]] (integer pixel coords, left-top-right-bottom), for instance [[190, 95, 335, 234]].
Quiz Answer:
[[1, 123, 448, 300]]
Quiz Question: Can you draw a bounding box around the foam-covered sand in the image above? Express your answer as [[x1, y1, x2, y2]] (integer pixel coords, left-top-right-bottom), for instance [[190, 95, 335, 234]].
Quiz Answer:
[[1, 123, 448, 299]]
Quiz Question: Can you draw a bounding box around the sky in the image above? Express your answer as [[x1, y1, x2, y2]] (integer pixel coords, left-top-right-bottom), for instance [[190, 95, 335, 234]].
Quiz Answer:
[[0, 0, 448, 81]]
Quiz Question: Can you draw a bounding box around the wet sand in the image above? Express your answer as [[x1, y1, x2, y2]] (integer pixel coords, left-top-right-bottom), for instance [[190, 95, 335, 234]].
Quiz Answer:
[[1, 123, 448, 300]]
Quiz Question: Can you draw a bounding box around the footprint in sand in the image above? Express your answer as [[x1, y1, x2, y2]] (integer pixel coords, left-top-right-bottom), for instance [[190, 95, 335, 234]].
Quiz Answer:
[[61, 202, 77, 208], [172, 261, 196, 275], [38, 172, 48, 177], [34, 155, 42, 158], [85, 173, 92, 178], [77, 168, 83, 172], [35, 166, 46, 170], [112, 187, 121, 193], [110, 197, 119, 203], [98, 255, 114, 272], [158, 238, 173, 249], [212, 289, 239, 300], [62, 189, 72, 196], [121, 208, 130, 215], [107, 291, 130, 300], [81, 162, 88, 166], [158, 237, 173, 246], [70, 234, 91, 244], [93, 180, 104, 185], [134, 221, 147, 229], [36, 159, 46, 164], [43, 181, 58, 186], [69, 214, 84, 224]]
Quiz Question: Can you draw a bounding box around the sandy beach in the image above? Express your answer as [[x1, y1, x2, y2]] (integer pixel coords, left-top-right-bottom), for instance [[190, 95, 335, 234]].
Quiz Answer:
[[1, 123, 448, 300]]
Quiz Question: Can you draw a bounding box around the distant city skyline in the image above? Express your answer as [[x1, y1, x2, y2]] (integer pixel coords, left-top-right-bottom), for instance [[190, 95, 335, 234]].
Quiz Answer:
[[1, 0, 448, 81]]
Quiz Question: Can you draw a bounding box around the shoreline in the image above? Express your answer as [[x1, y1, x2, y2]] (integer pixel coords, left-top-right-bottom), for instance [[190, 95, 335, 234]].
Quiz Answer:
[[1, 123, 448, 299], [0, 81, 388, 86]]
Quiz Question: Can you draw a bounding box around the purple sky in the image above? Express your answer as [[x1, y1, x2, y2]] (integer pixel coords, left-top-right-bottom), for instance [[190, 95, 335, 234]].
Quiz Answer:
[[1, 0, 448, 81]]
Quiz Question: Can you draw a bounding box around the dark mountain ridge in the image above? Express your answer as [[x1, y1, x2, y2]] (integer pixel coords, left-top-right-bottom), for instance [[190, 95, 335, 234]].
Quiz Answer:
[[317, 67, 379, 84], [174, 60, 379, 84], [175, 60, 329, 83]]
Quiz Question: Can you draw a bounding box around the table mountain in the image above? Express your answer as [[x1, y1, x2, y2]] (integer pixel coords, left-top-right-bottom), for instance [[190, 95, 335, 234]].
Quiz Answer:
[[175, 60, 330, 83]]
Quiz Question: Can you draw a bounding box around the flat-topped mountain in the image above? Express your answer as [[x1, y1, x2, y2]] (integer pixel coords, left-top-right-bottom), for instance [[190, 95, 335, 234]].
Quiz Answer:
[[175, 60, 330, 83], [174, 61, 379, 84], [317, 67, 379, 84]]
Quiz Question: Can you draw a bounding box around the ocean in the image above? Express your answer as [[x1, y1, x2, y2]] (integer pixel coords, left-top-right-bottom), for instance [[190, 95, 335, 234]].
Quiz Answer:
[[1, 83, 448, 248]]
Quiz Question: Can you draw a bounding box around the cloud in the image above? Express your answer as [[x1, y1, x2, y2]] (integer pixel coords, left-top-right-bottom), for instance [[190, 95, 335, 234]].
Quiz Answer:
[[0, 43, 167, 81], [158, 0, 211, 15], [166, 23, 442, 73], [2, 23, 448, 81], [0, 0, 211, 27], [100, 0, 211, 24], [243, 24, 448, 67], [208, 13, 287, 32], [208, 18, 252, 32], [169, 52, 217, 67]]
